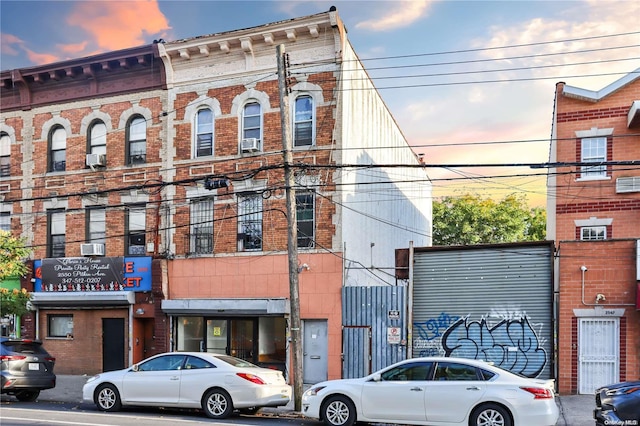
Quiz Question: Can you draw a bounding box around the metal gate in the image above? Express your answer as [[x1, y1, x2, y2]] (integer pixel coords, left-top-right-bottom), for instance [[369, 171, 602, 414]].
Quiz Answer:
[[579, 318, 619, 394]]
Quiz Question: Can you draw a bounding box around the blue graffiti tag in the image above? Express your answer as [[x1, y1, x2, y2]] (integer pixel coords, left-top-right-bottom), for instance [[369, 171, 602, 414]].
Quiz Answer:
[[441, 317, 546, 378], [413, 312, 461, 341]]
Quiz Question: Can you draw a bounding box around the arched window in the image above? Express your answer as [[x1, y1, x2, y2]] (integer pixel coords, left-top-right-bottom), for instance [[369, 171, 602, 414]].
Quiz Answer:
[[88, 121, 107, 156], [49, 126, 67, 172], [242, 102, 262, 151], [294, 95, 314, 147], [0, 133, 10, 177], [195, 108, 213, 157], [127, 116, 146, 164]]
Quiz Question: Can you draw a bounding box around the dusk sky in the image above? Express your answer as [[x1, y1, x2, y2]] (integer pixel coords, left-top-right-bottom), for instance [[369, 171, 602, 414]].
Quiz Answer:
[[2, 0, 639, 206]]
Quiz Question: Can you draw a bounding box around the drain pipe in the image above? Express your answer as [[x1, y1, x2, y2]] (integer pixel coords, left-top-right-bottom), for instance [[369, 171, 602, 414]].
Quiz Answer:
[[581, 265, 634, 306]]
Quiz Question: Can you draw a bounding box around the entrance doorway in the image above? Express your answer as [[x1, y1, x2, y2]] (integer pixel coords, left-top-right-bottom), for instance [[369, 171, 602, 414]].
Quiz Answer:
[[578, 318, 619, 394], [303, 319, 328, 384], [102, 318, 125, 372]]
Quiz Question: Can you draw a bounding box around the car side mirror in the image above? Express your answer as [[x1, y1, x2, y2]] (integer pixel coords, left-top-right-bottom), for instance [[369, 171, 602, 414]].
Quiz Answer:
[[132, 364, 139, 372], [371, 373, 382, 382]]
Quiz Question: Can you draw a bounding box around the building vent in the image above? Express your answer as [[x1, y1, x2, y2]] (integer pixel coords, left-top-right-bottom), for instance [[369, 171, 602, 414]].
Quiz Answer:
[[86, 153, 106, 167], [80, 243, 105, 256], [241, 138, 259, 153], [616, 176, 640, 193]]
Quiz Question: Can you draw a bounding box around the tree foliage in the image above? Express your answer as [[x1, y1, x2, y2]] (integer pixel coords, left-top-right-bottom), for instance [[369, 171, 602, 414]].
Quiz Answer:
[[0, 230, 31, 281], [432, 193, 546, 246]]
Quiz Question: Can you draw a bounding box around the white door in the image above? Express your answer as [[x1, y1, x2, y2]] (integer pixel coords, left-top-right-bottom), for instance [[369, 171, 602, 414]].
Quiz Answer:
[[303, 320, 328, 384], [578, 318, 618, 394]]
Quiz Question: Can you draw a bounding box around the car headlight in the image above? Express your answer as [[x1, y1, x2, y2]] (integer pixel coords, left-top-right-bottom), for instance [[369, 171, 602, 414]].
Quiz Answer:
[[304, 386, 326, 396], [85, 375, 100, 384], [606, 385, 640, 396]]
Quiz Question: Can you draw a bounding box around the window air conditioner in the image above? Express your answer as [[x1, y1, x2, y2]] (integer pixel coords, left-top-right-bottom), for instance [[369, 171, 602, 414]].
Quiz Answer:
[[241, 138, 259, 153], [86, 153, 106, 167], [80, 243, 105, 256]]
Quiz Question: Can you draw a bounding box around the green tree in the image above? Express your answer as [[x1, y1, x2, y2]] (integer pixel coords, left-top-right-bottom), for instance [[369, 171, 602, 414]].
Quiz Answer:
[[0, 230, 33, 316], [432, 193, 546, 246]]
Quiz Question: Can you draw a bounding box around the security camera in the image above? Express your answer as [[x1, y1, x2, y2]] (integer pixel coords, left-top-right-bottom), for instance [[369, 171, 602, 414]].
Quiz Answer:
[[580, 266, 588, 272], [596, 294, 606, 303]]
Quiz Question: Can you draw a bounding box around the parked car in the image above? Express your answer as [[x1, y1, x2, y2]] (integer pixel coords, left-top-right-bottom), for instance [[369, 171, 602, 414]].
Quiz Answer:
[[0, 337, 56, 402], [82, 352, 291, 419], [302, 356, 559, 426], [594, 380, 640, 426]]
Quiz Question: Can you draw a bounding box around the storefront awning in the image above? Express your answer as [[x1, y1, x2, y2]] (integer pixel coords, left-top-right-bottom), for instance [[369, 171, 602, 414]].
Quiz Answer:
[[161, 298, 289, 315], [30, 291, 136, 307]]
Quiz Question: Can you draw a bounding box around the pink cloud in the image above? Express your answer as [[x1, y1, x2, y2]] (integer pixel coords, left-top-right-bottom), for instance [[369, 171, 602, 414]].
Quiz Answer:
[[1, 33, 24, 56], [57, 41, 88, 55], [67, 0, 171, 51], [25, 48, 60, 66]]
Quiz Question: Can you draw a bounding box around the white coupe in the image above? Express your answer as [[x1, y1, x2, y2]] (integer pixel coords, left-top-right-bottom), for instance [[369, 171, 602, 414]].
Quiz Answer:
[[82, 352, 291, 419], [302, 356, 559, 426]]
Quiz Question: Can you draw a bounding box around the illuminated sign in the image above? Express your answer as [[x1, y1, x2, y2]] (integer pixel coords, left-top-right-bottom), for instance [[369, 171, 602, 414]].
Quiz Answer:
[[34, 257, 152, 292]]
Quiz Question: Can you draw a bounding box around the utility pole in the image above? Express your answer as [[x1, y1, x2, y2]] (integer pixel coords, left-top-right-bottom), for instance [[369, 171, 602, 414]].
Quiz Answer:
[[277, 44, 303, 411]]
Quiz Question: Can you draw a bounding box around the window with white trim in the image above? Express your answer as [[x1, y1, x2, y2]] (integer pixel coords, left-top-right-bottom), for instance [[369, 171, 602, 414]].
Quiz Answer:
[[195, 108, 213, 157], [242, 102, 261, 148], [296, 192, 315, 248], [48, 209, 66, 257], [0, 133, 10, 177], [127, 116, 146, 164], [87, 207, 106, 245], [190, 198, 214, 254], [581, 226, 606, 241], [0, 211, 10, 231], [581, 137, 606, 178], [126, 205, 146, 255], [294, 95, 314, 147], [49, 127, 66, 172], [88, 121, 107, 156], [237, 194, 262, 251]]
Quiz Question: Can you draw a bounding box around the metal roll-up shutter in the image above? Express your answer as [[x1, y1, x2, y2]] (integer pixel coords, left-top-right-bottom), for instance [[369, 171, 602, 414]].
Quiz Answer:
[[412, 243, 554, 379]]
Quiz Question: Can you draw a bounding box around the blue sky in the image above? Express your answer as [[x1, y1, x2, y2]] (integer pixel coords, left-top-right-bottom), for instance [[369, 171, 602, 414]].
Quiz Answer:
[[2, 0, 639, 206]]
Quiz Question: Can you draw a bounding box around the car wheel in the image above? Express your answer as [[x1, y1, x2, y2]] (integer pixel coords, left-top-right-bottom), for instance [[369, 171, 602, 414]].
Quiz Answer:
[[202, 388, 233, 419], [322, 395, 356, 426], [470, 403, 512, 426], [239, 407, 260, 415], [15, 390, 40, 402], [95, 384, 122, 412]]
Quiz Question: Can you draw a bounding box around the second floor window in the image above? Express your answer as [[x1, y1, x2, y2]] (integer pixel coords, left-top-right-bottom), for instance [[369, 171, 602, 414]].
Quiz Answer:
[[189, 198, 214, 254], [0, 133, 10, 177], [581, 226, 606, 241], [88, 121, 107, 156], [48, 209, 66, 258], [296, 192, 315, 248], [581, 137, 606, 178], [87, 207, 106, 244], [294, 95, 314, 147], [238, 194, 262, 251], [126, 205, 146, 255], [195, 108, 213, 157], [128, 116, 146, 164], [49, 127, 66, 172]]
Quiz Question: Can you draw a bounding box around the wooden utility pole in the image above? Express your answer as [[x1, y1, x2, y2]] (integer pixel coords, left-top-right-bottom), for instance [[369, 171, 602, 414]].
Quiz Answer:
[[277, 44, 303, 411]]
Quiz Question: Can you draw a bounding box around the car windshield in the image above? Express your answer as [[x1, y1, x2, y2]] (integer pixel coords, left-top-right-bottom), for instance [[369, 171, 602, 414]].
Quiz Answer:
[[214, 355, 259, 368]]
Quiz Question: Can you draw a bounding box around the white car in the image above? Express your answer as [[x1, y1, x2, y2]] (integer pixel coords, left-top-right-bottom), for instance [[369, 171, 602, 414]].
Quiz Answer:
[[302, 357, 559, 426], [82, 352, 291, 419]]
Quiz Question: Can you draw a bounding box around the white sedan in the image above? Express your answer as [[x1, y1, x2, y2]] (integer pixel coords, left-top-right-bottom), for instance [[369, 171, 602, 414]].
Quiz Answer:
[[82, 352, 291, 419], [302, 356, 559, 426]]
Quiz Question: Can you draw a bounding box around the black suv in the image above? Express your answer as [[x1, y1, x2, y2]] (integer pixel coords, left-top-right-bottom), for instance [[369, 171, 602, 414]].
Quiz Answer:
[[594, 380, 640, 426], [0, 337, 56, 401]]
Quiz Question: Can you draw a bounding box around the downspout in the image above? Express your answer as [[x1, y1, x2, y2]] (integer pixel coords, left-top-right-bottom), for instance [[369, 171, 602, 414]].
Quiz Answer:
[[407, 241, 414, 359]]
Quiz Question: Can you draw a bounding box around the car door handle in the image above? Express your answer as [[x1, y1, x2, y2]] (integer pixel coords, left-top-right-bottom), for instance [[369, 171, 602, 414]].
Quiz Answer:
[[170, 376, 180, 380], [466, 386, 480, 390], [410, 387, 423, 391]]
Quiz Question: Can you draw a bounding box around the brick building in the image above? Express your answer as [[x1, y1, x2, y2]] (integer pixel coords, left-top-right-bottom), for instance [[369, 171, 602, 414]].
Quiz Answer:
[[548, 69, 640, 394], [0, 8, 431, 380]]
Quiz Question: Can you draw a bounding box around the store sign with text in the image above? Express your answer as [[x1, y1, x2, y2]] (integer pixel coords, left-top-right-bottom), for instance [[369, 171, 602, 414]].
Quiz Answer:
[[34, 257, 152, 292]]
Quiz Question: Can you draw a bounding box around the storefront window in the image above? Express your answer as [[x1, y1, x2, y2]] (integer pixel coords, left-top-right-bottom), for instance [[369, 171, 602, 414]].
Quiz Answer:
[[177, 317, 203, 351], [48, 314, 73, 338], [258, 317, 286, 367]]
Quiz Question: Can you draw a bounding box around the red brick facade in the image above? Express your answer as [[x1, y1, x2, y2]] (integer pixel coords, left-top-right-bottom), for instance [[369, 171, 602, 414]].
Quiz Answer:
[[553, 75, 640, 394]]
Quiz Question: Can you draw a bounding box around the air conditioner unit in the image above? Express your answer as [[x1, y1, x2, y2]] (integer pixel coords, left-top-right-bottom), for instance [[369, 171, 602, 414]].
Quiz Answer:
[[241, 138, 259, 153], [86, 153, 106, 167], [80, 243, 105, 256]]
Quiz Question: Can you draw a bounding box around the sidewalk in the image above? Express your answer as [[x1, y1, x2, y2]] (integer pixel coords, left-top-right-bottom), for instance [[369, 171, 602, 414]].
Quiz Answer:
[[37, 375, 595, 425]]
